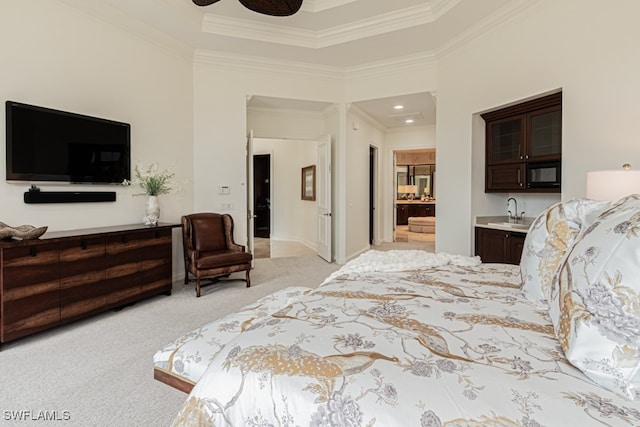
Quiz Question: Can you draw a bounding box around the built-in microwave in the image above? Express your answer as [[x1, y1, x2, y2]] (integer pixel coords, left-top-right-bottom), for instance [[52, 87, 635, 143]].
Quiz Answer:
[[527, 161, 561, 188]]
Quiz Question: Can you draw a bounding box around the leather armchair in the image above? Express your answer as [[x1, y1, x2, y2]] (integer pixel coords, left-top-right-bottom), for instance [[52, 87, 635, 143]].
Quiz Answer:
[[182, 213, 252, 297]]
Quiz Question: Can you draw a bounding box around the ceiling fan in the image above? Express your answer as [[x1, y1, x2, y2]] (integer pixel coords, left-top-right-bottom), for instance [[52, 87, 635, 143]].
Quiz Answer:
[[192, 0, 303, 17]]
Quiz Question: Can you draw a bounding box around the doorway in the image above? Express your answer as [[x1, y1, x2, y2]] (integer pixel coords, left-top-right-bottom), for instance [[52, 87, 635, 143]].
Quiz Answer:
[[248, 137, 327, 260], [253, 154, 271, 238], [369, 146, 377, 245], [394, 149, 436, 250]]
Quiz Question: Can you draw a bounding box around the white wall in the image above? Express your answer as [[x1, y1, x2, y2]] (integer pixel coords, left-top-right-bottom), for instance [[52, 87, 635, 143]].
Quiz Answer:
[[436, 0, 640, 256], [193, 54, 344, 254], [252, 138, 317, 248], [344, 109, 385, 258], [0, 1, 193, 276], [248, 107, 329, 140]]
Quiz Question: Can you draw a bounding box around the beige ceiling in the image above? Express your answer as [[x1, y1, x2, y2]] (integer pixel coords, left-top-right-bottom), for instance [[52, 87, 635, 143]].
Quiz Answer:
[[63, 0, 524, 128]]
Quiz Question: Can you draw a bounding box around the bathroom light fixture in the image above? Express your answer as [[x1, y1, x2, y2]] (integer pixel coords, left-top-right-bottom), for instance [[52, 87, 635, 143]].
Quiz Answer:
[[397, 185, 408, 199], [405, 118, 414, 124], [406, 185, 417, 200], [586, 163, 640, 202]]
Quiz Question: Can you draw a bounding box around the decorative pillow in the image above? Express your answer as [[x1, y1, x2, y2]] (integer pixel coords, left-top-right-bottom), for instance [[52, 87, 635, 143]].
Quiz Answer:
[[520, 199, 610, 307], [549, 194, 640, 400]]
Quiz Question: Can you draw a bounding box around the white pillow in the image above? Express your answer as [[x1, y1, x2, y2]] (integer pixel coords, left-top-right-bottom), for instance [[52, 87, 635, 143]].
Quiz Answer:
[[520, 199, 610, 307], [549, 194, 640, 400]]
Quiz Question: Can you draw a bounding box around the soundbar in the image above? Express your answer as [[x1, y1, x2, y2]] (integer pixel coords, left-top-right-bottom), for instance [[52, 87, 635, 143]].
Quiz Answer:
[[24, 190, 116, 204]]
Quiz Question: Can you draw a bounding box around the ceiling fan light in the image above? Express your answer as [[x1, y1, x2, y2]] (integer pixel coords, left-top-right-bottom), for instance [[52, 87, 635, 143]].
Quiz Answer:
[[192, 0, 220, 6], [238, 0, 303, 16]]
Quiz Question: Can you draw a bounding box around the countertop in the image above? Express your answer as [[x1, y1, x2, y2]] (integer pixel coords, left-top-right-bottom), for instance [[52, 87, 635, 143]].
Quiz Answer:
[[475, 215, 534, 233], [396, 200, 436, 204]]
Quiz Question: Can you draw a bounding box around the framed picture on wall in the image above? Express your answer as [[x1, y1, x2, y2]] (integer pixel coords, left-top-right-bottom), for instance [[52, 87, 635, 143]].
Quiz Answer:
[[301, 165, 316, 201]]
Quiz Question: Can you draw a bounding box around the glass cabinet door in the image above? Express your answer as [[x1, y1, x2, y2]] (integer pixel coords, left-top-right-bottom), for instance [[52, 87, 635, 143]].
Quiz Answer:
[[487, 115, 524, 164], [528, 106, 561, 159]]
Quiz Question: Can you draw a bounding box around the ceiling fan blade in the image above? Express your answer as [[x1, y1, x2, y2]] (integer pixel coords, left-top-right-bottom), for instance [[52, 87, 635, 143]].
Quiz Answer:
[[238, 0, 303, 16], [192, 0, 221, 6]]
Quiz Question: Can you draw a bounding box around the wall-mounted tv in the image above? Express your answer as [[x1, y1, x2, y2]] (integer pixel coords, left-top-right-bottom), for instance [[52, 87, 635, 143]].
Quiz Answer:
[[6, 101, 131, 184]]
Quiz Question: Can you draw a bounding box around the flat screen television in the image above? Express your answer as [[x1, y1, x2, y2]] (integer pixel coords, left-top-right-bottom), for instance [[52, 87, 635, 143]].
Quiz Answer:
[[5, 101, 131, 184]]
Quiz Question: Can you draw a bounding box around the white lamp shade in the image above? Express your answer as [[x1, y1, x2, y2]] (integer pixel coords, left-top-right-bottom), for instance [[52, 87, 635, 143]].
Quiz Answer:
[[586, 169, 640, 202], [406, 185, 417, 194], [397, 185, 407, 193]]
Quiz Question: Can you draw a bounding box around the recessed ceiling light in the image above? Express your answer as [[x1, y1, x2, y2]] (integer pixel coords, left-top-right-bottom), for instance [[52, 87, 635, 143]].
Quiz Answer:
[[405, 118, 414, 124], [394, 105, 404, 110]]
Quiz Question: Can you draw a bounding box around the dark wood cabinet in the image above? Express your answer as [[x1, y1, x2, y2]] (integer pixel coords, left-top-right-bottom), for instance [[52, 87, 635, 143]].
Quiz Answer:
[[486, 163, 525, 191], [396, 203, 436, 225], [397, 204, 410, 226], [105, 231, 146, 310], [140, 228, 173, 299], [483, 92, 561, 192], [475, 227, 526, 265], [0, 223, 177, 344], [60, 236, 107, 323], [1, 242, 61, 342]]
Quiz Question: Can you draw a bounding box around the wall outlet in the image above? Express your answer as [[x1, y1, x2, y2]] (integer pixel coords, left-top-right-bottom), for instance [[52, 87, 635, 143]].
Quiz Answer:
[[220, 202, 234, 210]]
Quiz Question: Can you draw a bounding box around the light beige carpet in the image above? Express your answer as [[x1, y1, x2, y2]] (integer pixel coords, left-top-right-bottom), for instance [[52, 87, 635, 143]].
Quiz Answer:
[[0, 255, 339, 427]]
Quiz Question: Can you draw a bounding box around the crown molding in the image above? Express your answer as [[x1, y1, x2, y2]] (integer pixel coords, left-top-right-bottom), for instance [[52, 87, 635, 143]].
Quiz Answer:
[[301, 0, 358, 13], [202, 1, 457, 48], [202, 15, 315, 48], [194, 49, 344, 81], [194, 47, 437, 83], [345, 51, 437, 81]]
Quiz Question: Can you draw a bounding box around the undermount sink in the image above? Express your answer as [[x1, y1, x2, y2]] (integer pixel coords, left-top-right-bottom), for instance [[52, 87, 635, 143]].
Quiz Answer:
[[487, 222, 531, 230]]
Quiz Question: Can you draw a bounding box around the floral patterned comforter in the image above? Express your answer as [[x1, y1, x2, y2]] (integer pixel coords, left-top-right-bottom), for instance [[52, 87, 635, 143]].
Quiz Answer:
[[170, 261, 640, 426]]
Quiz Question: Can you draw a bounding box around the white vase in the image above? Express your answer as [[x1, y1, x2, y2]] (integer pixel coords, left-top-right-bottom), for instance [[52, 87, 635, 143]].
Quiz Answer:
[[143, 195, 160, 226]]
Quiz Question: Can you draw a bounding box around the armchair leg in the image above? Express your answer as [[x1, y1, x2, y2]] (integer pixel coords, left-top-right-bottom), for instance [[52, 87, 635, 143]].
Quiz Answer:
[[196, 278, 201, 298], [246, 270, 251, 288]]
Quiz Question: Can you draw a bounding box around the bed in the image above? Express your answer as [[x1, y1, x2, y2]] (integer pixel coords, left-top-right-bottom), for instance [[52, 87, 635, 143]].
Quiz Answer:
[[155, 195, 640, 426]]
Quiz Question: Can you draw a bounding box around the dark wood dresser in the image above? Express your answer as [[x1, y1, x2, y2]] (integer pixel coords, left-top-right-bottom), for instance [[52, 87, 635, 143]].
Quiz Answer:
[[0, 223, 178, 344]]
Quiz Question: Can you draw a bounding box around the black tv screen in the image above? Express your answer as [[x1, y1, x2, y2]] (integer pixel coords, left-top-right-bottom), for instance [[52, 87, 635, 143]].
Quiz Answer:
[[6, 101, 131, 184]]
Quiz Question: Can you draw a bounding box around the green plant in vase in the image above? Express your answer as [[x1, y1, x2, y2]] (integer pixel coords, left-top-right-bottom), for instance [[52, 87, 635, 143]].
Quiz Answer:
[[133, 162, 176, 225]]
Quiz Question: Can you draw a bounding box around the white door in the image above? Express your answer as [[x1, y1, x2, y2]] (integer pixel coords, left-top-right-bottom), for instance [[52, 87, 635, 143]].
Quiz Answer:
[[316, 134, 332, 262], [246, 130, 255, 259]]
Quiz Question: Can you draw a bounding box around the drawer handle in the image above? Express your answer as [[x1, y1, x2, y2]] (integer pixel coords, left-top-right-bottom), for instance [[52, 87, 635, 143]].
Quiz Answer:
[[30, 247, 37, 257], [81, 240, 88, 250]]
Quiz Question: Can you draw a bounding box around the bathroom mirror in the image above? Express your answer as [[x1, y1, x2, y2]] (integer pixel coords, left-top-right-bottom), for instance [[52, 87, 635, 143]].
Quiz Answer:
[[397, 164, 435, 198]]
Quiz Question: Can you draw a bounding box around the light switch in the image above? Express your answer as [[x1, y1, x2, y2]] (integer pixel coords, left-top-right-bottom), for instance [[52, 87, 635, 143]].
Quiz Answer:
[[217, 185, 230, 195]]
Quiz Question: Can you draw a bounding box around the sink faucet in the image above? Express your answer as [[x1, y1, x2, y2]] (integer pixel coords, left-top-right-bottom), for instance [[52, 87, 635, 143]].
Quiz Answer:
[[507, 197, 525, 222]]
